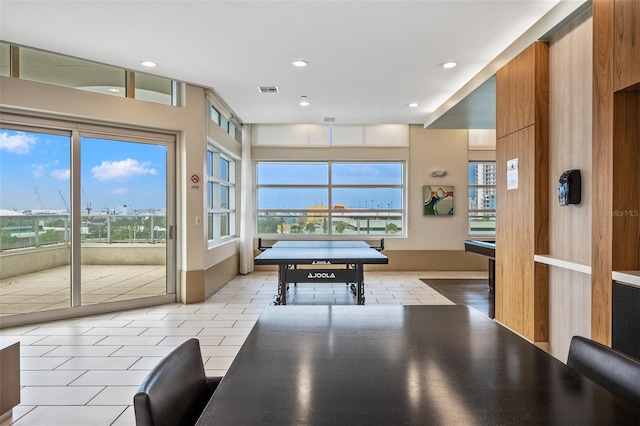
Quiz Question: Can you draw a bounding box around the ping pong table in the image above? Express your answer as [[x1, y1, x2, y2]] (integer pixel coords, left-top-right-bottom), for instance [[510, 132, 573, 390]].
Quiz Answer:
[[254, 240, 388, 305]]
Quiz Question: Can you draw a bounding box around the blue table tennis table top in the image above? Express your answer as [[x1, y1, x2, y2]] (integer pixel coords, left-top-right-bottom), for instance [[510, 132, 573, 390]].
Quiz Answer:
[[254, 240, 388, 265]]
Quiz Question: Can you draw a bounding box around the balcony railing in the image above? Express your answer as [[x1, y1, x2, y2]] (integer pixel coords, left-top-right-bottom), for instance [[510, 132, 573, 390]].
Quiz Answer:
[[0, 214, 166, 252]]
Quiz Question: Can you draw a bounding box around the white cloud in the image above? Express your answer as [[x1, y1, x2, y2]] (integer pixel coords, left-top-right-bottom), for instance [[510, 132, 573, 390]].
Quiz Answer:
[[112, 188, 128, 195], [31, 164, 47, 178], [51, 169, 70, 180], [0, 132, 37, 154], [91, 158, 158, 182]]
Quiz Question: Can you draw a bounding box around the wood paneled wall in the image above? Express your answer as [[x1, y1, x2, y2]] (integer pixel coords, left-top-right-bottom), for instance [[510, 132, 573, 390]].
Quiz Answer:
[[614, 0, 640, 91], [592, 0, 640, 345], [548, 10, 593, 265], [549, 268, 592, 362], [546, 8, 593, 361], [612, 93, 640, 271], [496, 42, 549, 342], [591, 0, 615, 345]]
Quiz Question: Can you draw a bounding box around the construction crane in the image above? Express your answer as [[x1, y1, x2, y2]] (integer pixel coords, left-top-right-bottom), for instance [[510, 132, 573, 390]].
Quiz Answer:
[[57, 188, 70, 213], [82, 188, 92, 215], [33, 183, 45, 210]]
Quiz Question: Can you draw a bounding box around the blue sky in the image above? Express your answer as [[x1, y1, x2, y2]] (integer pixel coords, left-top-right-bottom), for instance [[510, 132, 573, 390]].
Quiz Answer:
[[1, 130, 403, 213], [257, 162, 403, 210], [0, 129, 166, 212]]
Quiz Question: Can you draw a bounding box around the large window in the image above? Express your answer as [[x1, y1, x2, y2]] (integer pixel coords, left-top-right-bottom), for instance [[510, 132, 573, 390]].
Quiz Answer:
[[468, 161, 496, 236], [207, 146, 236, 244], [257, 161, 404, 236], [2, 43, 176, 105]]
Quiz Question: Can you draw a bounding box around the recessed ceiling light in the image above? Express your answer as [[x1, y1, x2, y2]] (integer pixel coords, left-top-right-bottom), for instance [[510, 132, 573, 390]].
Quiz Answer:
[[108, 88, 121, 93], [141, 60, 157, 68], [408, 102, 418, 108], [299, 96, 310, 106], [292, 60, 308, 67], [442, 62, 457, 69]]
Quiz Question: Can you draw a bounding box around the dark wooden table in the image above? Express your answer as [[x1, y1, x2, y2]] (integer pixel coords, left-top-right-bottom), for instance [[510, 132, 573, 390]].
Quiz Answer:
[[196, 305, 640, 425]]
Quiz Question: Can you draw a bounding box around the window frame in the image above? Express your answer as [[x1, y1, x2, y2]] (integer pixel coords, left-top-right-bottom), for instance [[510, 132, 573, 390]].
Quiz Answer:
[[468, 160, 496, 237], [256, 160, 405, 237], [207, 144, 237, 246]]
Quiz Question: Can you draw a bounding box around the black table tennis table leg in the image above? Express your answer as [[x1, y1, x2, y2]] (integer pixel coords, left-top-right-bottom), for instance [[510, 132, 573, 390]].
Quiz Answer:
[[356, 264, 365, 305], [277, 264, 287, 305]]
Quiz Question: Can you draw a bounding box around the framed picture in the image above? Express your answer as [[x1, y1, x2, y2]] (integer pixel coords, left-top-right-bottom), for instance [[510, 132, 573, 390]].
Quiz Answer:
[[423, 185, 454, 216]]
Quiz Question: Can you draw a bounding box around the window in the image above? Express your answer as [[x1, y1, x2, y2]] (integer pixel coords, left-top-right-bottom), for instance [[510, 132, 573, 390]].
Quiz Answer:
[[4, 43, 176, 105], [207, 146, 236, 244], [468, 161, 496, 236], [257, 161, 404, 236], [210, 104, 242, 143], [0, 43, 10, 76], [135, 72, 174, 105]]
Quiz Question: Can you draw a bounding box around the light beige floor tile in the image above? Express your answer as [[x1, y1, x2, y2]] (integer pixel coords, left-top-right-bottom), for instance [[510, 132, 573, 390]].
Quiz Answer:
[[43, 346, 122, 357], [110, 345, 175, 357], [95, 336, 163, 346], [32, 335, 106, 346], [233, 320, 258, 328], [196, 307, 244, 314], [0, 405, 36, 426], [70, 320, 134, 328], [159, 336, 223, 346], [128, 357, 162, 370], [19, 345, 58, 357], [21, 370, 85, 386], [213, 313, 261, 321], [198, 327, 252, 336], [205, 369, 228, 378], [125, 320, 184, 328], [20, 386, 104, 405], [0, 335, 48, 345], [179, 320, 235, 328], [56, 357, 139, 370], [70, 370, 149, 386], [220, 336, 248, 346], [82, 327, 147, 336], [140, 327, 203, 336], [204, 356, 235, 370], [12, 405, 126, 426], [21, 357, 70, 370], [162, 313, 216, 321], [200, 345, 242, 357], [111, 313, 167, 321], [147, 305, 200, 314], [110, 406, 135, 426], [88, 386, 138, 406]]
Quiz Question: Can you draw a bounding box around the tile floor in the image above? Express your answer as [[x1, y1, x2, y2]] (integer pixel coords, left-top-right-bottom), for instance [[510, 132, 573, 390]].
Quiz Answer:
[[0, 266, 166, 316], [0, 270, 485, 426]]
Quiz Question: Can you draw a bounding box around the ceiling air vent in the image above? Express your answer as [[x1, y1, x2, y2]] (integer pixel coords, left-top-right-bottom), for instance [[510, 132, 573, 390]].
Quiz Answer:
[[258, 86, 279, 93]]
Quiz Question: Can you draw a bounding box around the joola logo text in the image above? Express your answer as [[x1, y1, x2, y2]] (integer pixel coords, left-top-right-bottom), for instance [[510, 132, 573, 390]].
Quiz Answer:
[[308, 272, 336, 279], [312, 260, 331, 265]]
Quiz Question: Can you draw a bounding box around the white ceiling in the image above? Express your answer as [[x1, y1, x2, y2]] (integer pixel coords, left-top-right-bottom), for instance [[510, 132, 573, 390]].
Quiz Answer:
[[1, 1, 581, 126]]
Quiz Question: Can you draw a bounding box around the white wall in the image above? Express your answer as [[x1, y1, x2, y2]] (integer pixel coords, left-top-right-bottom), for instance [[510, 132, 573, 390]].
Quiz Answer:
[[403, 126, 474, 251]]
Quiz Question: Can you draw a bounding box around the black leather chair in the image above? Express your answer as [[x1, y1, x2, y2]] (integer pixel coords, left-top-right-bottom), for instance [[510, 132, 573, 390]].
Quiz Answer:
[[134, 338, 223, 426], [567, 335, 640, 407]]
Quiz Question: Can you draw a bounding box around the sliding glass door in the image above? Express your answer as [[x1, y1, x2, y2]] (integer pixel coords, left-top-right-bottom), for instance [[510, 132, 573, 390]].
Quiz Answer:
[[0, 127, 72, 315], [0, 122, 175, 320], [79, 135, 171, 306]]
